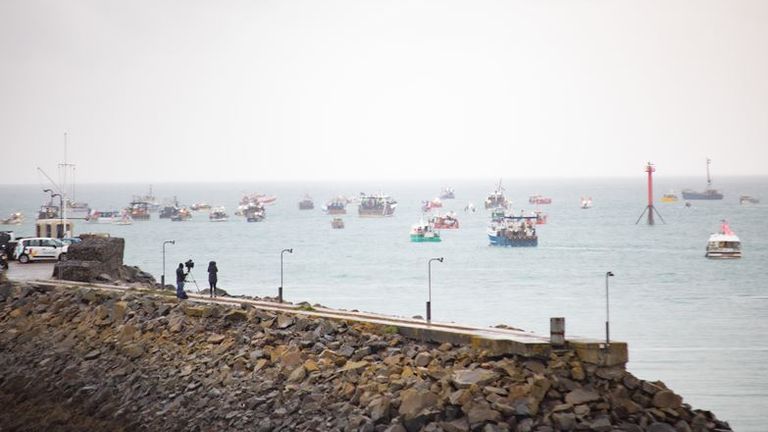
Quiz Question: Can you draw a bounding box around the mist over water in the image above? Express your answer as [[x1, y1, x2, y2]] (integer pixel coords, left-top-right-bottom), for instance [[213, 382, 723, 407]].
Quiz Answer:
[[2, 177, 767, 430]]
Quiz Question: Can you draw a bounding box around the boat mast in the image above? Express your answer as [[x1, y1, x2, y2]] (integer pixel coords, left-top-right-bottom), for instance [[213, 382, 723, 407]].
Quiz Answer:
[[58, 132, 75, 235], [706, 157, 712, 187]]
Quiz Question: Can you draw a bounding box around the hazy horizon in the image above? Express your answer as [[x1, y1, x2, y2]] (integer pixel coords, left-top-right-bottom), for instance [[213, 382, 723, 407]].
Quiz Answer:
[[2, 0, 767, 184]]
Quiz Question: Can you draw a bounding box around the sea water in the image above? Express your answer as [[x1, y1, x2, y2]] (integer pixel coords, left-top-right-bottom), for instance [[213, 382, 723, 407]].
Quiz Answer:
[[1, 177, 766, 431]]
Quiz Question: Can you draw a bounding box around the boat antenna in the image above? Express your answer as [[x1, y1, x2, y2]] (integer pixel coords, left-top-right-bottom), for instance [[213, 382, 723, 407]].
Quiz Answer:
[[706, 157, 712, 187], [635, 161, 665, 225]]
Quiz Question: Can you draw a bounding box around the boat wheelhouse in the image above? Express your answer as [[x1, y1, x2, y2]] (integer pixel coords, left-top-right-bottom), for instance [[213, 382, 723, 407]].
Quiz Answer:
[[705, 221, 741, 259], [358, 193, 397, 217]]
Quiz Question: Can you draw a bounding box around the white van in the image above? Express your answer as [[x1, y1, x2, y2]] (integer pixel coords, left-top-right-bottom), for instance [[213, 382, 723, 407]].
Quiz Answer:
[[14, 237, 69, 263]]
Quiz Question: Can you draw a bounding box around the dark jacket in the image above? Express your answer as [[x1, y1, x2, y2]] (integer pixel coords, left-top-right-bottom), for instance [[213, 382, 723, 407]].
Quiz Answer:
[[208, 263, 218, 282], [176, 266, 186, 283]]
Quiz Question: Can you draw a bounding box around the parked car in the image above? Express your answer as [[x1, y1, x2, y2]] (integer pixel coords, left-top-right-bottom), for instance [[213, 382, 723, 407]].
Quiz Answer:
[[14, 237, 69, 263]]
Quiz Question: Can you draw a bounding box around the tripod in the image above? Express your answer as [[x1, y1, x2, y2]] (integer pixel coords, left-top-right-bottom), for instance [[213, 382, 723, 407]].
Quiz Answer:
[[185, 270, 202, 294]]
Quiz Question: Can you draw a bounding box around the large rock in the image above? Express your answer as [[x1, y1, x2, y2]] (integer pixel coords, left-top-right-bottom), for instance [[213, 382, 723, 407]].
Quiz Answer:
[[451, 369, 499, 389], [564, 388, 601, 405], [398, 388, 439, 419]]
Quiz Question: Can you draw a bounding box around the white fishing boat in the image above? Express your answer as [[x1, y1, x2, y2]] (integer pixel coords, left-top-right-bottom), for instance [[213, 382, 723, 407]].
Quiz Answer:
[[209, 207, 229, 222], [1, 212, 24, 225], [580, 197, 593, 209], [113, 212, 133, 226], [88, 210, 121, 224], [705, 221, 741, 259]]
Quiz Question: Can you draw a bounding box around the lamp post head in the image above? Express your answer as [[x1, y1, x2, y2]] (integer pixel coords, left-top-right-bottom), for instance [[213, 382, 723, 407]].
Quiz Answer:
[[282, 248, 293, 254], [43, 188, 52, 193], [606, 271, 614, 277], [438, 257, 444, 263]]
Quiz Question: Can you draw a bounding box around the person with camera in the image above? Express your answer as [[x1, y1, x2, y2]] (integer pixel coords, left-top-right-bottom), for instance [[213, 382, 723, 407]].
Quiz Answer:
[[175, 262, 188, 299], [207, 261, 218, 298]]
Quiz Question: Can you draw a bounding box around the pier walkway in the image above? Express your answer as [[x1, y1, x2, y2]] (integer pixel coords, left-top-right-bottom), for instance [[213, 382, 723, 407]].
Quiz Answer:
[[6, 262, 627, 366]]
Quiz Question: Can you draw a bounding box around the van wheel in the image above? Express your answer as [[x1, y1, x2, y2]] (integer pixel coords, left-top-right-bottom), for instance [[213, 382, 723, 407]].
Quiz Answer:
[[18, 254, 30, 264], [58, 253, 67, 261]]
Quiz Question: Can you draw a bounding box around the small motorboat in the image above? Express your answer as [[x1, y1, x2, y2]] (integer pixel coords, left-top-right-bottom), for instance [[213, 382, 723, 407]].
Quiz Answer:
[[331, 218, 344, 229], [88, 210, 121, 224], [209, 207, 229, 222], [535, 211, 547, 225], [410, 221, 441, 242], [740, 195, 759, 205], [1, 212, 24, 225], [660, 191, 679, 203], [580, 197, 593, 209], [705, 221, 741, 259]]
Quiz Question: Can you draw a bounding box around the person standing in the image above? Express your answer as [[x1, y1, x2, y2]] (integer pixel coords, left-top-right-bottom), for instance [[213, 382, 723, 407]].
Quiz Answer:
[[207, 261, 218, 298], [175, 263, 188, 299]]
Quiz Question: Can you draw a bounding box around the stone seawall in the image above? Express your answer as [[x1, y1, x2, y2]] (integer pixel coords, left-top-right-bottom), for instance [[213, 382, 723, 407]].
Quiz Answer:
[[0, 281, 731, 432]]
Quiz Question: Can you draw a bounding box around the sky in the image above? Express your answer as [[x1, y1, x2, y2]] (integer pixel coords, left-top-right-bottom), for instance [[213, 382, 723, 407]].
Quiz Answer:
[[1, 0, 767, 184]]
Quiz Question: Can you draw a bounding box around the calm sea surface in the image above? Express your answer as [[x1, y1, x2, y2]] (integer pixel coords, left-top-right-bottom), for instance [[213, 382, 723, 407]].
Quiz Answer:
[[2, 178, 767, 431]]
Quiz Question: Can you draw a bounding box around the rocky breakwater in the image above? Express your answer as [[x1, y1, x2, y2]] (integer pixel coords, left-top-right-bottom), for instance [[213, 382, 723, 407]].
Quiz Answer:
[[0, 281, 732, 432]]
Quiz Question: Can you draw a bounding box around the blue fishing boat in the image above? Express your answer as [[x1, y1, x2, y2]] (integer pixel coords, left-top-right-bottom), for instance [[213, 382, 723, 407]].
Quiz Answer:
[[488, 215, 538, 247]]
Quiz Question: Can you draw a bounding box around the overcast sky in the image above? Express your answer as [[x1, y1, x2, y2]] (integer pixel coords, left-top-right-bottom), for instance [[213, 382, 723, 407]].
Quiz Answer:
[[1, 0, 766, 184]]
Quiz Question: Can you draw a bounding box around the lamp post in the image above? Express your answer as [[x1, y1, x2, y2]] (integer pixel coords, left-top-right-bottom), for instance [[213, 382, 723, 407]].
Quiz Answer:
[[162, 240, 175, 287], [44, 189, 63, 238], [279, 248, 293, 303], [426, 257, 444, 322], [605, 271, 615, 347]]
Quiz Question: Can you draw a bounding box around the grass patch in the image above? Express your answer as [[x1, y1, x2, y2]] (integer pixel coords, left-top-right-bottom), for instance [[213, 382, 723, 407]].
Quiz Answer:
[[382, 325, 399, 335]]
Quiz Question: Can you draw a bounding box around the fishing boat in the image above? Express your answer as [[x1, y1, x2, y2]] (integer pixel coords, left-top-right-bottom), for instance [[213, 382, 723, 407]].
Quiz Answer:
[[113, 212, 133, 226], [128, 200, 151, 220], [87, 210, 121, 224], [244, 202, 266, 222], [190, 202, 211, 211], [439, 187, 455, 200], [484, 179, 508, 209], [660, 191, 679, 203], [135, 186, 161, 212], [488, 215, 538, 247], [705, 221, 741, 259], [331, 218, 345, 229], [410, 221, 441, 242], [535, 211, 548, 225], [429, 212, 459, 229], [324, 197, 348, 215], [358, 193, 397, 217], [299, 195, 314, 210], [171, 207, 192, 222], [209, 207, 229, 222], [528, 194, 552, 205], [1, 212, 24, 225], [682, 158, 723, 200], [580, 197, 593, 209], [464, 202, 476, 213], [739, 195, 759, 205]]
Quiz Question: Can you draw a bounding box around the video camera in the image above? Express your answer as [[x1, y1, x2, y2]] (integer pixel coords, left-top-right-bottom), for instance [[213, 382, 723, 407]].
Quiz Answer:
[[184, 259, 194, 271]]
